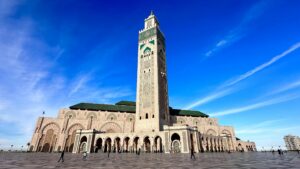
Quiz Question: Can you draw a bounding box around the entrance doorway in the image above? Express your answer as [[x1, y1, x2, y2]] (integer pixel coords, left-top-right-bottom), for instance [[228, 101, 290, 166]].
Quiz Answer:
[[171, 133, 181, 153]]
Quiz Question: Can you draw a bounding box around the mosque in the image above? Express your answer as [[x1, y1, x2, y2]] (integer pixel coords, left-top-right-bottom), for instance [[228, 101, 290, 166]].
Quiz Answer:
[[29, 12, 256, 154]]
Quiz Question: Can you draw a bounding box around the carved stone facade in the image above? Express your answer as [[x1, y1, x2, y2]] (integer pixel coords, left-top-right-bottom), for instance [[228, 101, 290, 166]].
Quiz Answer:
[[30, 12, 256, 154], [284, 135, 300, 151]]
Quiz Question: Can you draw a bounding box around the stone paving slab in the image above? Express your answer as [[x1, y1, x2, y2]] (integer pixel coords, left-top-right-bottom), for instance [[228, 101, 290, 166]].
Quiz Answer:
[[0, 152, 300, 169]]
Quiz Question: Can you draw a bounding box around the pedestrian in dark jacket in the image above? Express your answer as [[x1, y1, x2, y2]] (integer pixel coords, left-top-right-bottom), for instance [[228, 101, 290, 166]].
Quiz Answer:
[[190, 148, 196, 160], [57, 150, 65, 163]]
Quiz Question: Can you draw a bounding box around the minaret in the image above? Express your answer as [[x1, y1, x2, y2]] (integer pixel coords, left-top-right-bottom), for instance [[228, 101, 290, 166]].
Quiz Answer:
[[135, 12, 170, 132]]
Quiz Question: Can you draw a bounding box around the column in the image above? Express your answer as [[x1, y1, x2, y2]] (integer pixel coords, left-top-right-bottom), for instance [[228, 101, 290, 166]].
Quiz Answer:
[[86, 134, 92, 153], [49, 134, 55, 152], [73, 135, 80, 153]]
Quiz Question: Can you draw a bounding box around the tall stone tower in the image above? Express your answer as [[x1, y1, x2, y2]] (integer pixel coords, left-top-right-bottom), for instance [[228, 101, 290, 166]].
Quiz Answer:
[[135, 12, 170, 132]]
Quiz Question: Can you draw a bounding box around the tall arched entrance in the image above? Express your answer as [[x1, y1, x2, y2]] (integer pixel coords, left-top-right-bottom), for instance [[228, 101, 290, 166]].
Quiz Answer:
[[95, 138, 102, 153], [154, 136, 162, 153], [65, 130, 76, 152], [171, 133, 181, 153], [37, 123, 59, 152], [123, 137, 130, 152], [133, 137, 139, 153], [104, 138, 112, 152], [65, 123, 83, 152], [114, 137, 121, 153], [79, 136, 87, 153], [220, 130, 232, 152], [144, 136, 151, 153]]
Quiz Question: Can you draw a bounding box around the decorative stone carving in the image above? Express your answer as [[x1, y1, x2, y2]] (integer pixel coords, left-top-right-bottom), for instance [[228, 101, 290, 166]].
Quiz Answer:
[[100, 122, 122, 133], [106, 113, 117, 121], [64, 111, 76, 119], [86, 112, 97, 120], [67, 123, 84, 135], [42, 123, 60, 134], [206, 129, 217, 136]]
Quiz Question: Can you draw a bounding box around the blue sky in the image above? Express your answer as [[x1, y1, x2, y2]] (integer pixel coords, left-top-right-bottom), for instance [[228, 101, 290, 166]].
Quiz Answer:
[[0, 0, 300, 151]]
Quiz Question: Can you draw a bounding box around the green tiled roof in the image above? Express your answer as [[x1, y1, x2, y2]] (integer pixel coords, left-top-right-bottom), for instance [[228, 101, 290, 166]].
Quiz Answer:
[[70, 103, 135, 113], [169, 108, 209, 118], [69, 101, 209, 117], [115, 101, 136, 106]]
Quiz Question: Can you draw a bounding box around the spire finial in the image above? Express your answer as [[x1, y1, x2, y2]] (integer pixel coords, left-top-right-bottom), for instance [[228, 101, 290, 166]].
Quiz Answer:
[[150, 10, 154, 16]]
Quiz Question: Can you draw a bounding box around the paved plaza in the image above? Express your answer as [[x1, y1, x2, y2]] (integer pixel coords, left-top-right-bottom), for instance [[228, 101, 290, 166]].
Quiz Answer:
[[0, 152, 300, 169]]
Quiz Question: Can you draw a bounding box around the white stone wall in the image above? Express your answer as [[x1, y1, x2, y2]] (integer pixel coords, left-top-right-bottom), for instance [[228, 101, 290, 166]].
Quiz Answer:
[[284, 135, 300, 150], [30, 109, 135, 152], [236, 140, 256, 152], [30, 107, 253, 154]]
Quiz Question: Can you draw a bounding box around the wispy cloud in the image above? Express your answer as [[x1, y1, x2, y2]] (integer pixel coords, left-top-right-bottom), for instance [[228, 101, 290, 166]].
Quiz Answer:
[[210, 94, 300, 117], [222, 42, 300, 87], [268, 79, 300, 96], [0, 1, 133, 150], [204, 1, 268, 58], [236, 119, 282, 134], [68, 74, 91, 97], [186, 42, 300, 110], [184, 88, 234, 109]]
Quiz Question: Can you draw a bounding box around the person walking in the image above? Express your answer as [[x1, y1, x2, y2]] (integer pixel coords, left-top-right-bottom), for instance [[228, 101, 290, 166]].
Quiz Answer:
[[57, 150, 65, 163], [278, 149, 283, 155], [190, 148, 196, 160]]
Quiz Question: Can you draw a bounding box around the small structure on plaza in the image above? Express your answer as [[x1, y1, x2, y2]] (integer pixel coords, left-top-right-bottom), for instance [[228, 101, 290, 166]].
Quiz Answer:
[[29, 12, 256, 154], [284, 135, 300, 151]]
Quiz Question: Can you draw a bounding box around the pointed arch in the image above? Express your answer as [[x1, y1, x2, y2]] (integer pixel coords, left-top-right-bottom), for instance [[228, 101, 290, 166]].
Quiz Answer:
[[100, 122, 122, 133], [65, 123, 84, 152], [206, 129, 217, 136], [143, 47, 151, 54], [38, 122, 60, 152]]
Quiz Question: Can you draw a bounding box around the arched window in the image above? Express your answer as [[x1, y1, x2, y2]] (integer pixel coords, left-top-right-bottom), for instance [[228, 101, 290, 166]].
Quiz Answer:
[[152, 114, 154, 118], [146, 113, 148, 119], [171, 133, 180, 141], [143, 47, 151, 54], [140, 116, 142, 120]]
